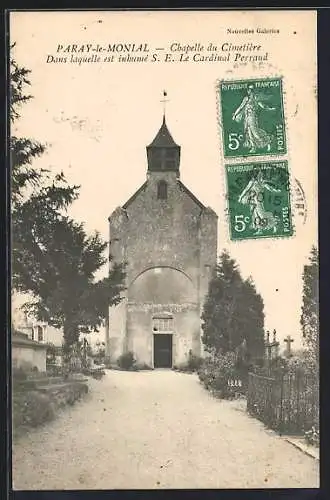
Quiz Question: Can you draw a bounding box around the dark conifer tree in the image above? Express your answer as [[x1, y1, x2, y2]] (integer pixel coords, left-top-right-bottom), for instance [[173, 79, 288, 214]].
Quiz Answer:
[[300, 245, 319, 365], [201, 250, 265, 359]]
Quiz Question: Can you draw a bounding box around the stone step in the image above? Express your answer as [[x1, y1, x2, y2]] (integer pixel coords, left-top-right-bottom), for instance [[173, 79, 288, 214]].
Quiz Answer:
[[29, 376, 64, 385], [14, 375, 89, 394], [14, 376, 66, 392], [37, 381, 88, 392]]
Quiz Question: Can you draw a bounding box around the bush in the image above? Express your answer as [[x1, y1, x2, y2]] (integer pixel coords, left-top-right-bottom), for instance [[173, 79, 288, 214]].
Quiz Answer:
[[46, 364, 63, 376], [285, 353, 318, 376], [198, 352, 244, 399], [135, 362, 153, 370], [13, 366, 28, 382], [117, 351, 136, 370], [12, 378, 89, 436], [13, 366, 40, 392], [65, 382, 89, 405], [252, 352, 318, 379], [93, 358, 103, 365], [173, 363, 190, 372], [172, 352, 203, 373], [305, 424, 319, 447], [187, 351, 203, 371], [94, 342, 106, 365], [82, 366, 106, 379], [13, 390, 55, 430], [104, 360, 118, 369], [44, 381, 89, 408], [46, 343, 57, 368]]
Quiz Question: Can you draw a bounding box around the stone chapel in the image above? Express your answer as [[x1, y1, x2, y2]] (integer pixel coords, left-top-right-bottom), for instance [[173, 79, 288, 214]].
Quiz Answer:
[[106, 113, 218, 368]]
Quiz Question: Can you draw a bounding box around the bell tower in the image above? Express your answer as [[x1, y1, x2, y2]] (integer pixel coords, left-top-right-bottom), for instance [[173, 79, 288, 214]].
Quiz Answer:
[[107, 94, 218, 367], [146, 98, 181, 176]]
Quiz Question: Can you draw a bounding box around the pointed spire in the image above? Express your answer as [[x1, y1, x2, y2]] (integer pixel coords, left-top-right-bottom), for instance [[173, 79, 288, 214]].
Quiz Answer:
[[147, 118, 179, 148], [146, 90, 176, 147]]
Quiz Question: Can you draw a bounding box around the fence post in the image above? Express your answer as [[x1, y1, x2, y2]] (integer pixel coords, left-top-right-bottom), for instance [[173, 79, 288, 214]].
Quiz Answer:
[[247, 372, 252, 413], [296, 370, 301, 432], [279, 370, 285, 436]]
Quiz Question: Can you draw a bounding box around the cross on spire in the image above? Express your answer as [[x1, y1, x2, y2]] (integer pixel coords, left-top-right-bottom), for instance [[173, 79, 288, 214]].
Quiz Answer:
[[160, 90, 169, 119]]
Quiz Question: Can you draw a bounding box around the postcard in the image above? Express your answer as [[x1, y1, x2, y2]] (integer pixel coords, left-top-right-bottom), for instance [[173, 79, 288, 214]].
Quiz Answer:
[[10, 10, 319, 490]]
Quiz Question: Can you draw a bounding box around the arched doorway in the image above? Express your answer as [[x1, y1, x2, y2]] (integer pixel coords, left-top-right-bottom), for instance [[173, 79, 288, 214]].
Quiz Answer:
[[127, 266, 198, 367]]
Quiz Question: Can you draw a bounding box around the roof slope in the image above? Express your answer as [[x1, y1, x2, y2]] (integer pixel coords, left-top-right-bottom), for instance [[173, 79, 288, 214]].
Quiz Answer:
[[12, 330, 48, 349], [122, 182, 148, 209], [177, 181, 206, 210], [147, 116, 179, 148], [119, 179, 207, 211]]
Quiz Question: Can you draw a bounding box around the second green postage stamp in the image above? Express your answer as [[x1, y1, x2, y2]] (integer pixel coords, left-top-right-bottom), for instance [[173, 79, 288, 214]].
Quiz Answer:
[[226, 161, 293, 240], [219, 78, 286, 158]]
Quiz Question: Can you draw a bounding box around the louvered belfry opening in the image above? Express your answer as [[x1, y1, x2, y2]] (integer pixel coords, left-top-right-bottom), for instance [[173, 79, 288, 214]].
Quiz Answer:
[[146, 116, 181, 173]]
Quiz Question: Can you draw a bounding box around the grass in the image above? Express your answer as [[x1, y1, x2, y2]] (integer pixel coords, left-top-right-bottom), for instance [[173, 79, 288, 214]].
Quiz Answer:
[[12, 379, 89, 436]]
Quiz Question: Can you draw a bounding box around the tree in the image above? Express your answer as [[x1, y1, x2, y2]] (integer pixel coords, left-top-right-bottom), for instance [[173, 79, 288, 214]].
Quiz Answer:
[[11, 47, 126, 348], [300, 245, 319, 364], [201, 250, 265, 359], [237, 277, 265, 359], [20, 216, 126, 349], [11, 45, 80, 291]]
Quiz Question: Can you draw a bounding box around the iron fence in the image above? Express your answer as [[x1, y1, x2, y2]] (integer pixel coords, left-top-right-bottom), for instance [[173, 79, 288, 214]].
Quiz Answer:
[[247, 370, 319, 435]]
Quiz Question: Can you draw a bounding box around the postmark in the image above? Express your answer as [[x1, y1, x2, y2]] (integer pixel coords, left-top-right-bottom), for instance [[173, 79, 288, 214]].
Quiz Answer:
[[225, 161, 293, 240], [292, 178, 307, 225], [219, 78, 287, 158]]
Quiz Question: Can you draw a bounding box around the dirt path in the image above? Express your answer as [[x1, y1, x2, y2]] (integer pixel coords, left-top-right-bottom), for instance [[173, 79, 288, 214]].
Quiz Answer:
[[12, 370, 319, 489]]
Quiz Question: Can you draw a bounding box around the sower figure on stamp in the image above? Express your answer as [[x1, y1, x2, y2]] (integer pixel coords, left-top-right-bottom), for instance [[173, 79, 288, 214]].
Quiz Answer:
[[232, 84, 275, 154], [238, 171, 281, 235]]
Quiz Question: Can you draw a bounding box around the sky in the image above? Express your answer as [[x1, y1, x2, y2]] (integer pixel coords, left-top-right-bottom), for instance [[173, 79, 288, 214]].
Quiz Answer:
[[10, 10, 317, 348]]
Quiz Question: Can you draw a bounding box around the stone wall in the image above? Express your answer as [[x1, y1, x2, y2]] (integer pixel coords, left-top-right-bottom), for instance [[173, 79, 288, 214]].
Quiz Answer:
[[128, 313, 201, 366], [108, 298, 127, 361], [110, 172, 204, 286], [12, 345, 47, 372], [198, 208, 219, 311], [108, 170, 218, 365]]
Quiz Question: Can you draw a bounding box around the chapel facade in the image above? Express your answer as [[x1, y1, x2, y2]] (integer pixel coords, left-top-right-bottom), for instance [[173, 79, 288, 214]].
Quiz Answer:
[[106, 114, 218, 368]]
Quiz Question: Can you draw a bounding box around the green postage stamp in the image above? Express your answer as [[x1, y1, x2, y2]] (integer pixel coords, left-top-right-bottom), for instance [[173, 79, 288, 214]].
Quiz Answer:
[[226, 161, 293, 240], [219, 78, 286, 158]]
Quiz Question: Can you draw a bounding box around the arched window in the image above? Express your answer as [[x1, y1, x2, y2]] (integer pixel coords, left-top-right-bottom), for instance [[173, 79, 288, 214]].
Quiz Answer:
[[157, 180, 167, 200]]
